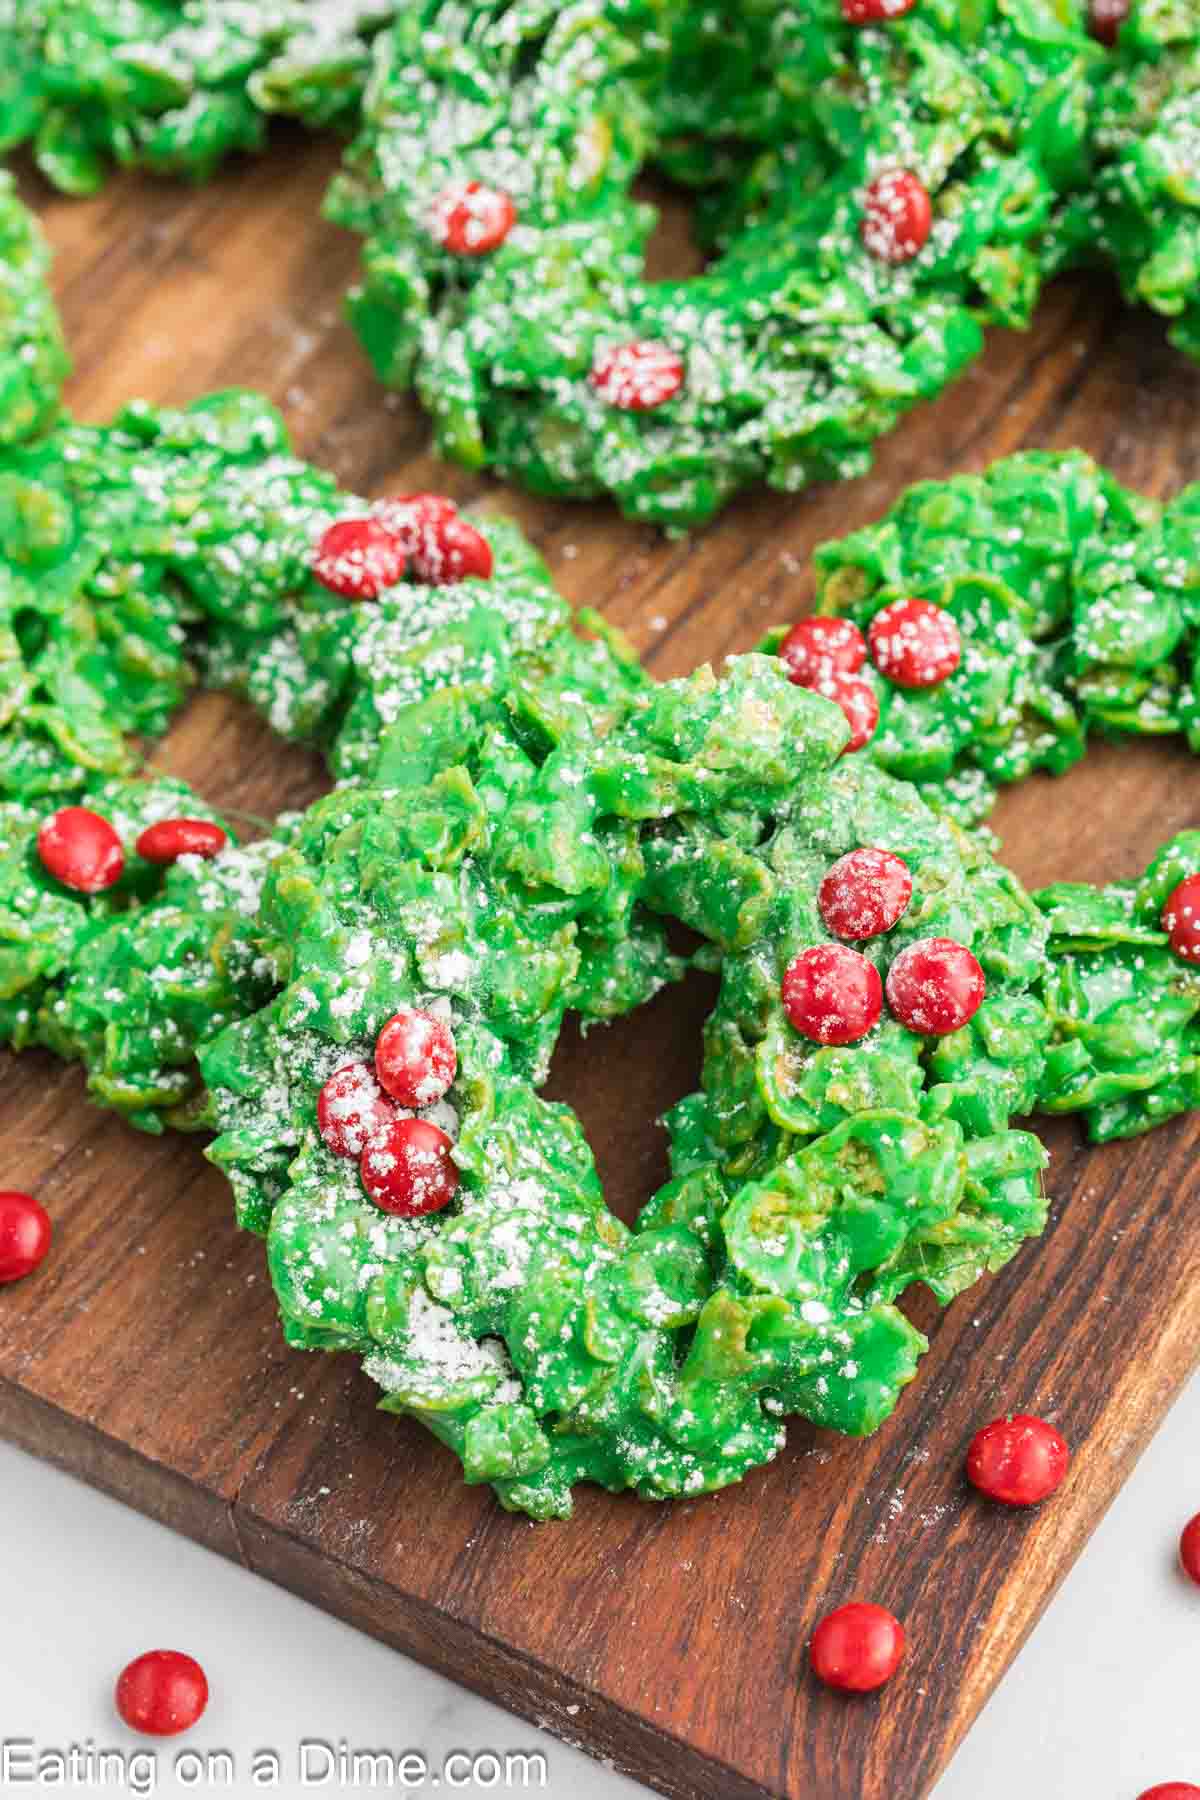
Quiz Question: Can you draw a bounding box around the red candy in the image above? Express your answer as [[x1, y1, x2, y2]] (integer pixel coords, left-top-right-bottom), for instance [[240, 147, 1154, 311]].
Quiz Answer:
[[590, 340, 685, 411], [0, 1190, 52, 1283], [861, 170, 932, 264], [115, 1650, 209, 1737], [842, 0, 916, 16], [868, 597, 961, 688], [966, 1414, 1070, 1506], [819, 848, 913, 941], [361, 1116, 459, 1217], [886, 936, 985, 1035], [378, 494, 494, 584], [810, 1603, 905, 1693], [1089, 0, 1130, 45], [317, 1062, 395, 1160], [1179, 1512, 1200, 1587], [37, 806, 124, 894], [312, 517, 405, 600], [1137, 1787, 1200, 1800], [375, 1007, 457, 1108], [135, 818, 227, 864], [1163, 874, 1200, 964], [817, 671, 880, 754], [782, 944, 883, 1046], [430, 181, 516, 255], [779, 616, 868, 687]]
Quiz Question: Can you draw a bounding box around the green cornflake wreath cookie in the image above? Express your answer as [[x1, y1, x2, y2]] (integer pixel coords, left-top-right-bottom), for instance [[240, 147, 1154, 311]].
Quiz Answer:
[[1, 181, 1199, 1517]]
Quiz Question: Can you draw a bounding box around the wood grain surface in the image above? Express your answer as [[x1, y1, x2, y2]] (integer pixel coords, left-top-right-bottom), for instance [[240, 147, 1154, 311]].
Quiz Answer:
[[3, 134, 1200, 1800]]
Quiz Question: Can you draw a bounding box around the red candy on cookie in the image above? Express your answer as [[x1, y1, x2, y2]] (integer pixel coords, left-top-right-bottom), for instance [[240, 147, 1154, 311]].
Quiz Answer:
[[312, 516, 405, 599], [115, 1650, 209, 1737], [782, 944, 883, 1046], [886, 937, 985, 1035], [966, 1414, 1069, 1506], [375, 1007, 457, 1108], [136, 819, 227, 864], [361, 1116, 459, 1217], [780, 616, 867, 686], [430, 181, 516, 255], [1163, 874, 1200, 964], [842, 0, 917, 17], [868, 597, 961, 688], [1089, 0, 1130, 46], [317, 1062, 395, 1160], [590, 340, 684, 411], [861, 170, 932, 264], [817, 671, 880, 754], [0, 1190, 52, 1283], [819, 848, 913, 940], [379, 494, 494, 584], [810, 1603, 905, 1693], [37, 806, 124, 894]]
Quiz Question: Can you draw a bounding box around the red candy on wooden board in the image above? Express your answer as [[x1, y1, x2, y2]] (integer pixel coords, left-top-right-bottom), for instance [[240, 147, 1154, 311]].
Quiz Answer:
[[430, 181, 516, 255], [886, 937, 986, 1035], [375, 1007, 457, 1109], [317, 1062, 395, 1160], [1178, 1512, 1200, 1587], [1163, 874, 1200, 964], [817, 671, 880, 753], [965, 1414, 1070, 1506], [782, 943, 883, 1046], [810, 1603, 905, 1693], [819, 848, 913, 940], [115, 1650, 209, 1737], [779, 616, 868, 686], [37, 806, 124, 893], [311, 516, 405, 599], [0, 1190, 52, 1283], [361, 1116, 460, 1217], [135, 819, 227, 863], [868, 597, 962, 688], [590, 340, 685, 411], [861, 170, 932, 264]]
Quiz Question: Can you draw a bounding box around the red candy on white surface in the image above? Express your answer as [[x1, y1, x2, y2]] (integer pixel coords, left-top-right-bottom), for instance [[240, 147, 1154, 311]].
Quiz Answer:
[[868, 597, 961, 688], [430, 181, 516, 255], [317, 1062, 395, 1160], [819, 848, 913, 941], [1163, 874, 1200, 964], [966, 1414, 1069, 1506], [361, 1115, 459, 1217], [590, 340, 685, 411], [810, 1603, 905, 1693], [886, 936, 985, 1035], [1179, 1512, 1200, 1587], [115, 1650, 209, 1737], [1137, 1787, 1200, 1799], [861, 169, 932, 264], [0, 1189, 52, 1283], [37, 806, 124, 894], [135, 818, 228, 864], [311, 517, 405, 600], [780, 616, 868, 687], [782, 943, 883, 1046], [816, 671, 880, 754], [375, 1007, 457, 1109]]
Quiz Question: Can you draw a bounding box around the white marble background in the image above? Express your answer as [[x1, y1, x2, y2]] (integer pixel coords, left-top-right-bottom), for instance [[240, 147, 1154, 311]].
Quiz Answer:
[[3, 1364, 1200, 1800]]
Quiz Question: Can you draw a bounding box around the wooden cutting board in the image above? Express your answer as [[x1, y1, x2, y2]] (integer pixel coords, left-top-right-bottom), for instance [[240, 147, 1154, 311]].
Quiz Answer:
[[3, 136, 1200, 1800]]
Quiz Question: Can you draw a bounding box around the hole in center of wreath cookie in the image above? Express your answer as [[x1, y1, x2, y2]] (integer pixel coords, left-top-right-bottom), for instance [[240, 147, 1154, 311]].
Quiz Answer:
[[633, 172, 710, 286]]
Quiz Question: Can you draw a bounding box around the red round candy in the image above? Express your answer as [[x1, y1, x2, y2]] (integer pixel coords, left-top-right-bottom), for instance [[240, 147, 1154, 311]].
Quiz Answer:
[[885, 936, 985, 1035], [312, 517, 405, 600], [1137, 1787, 1200, 1799], [377, 495, 494, 584], [430, 181, 516, 255], [861, 169, 932, 264], [966, 1414, 1070, 1507], [1179, 1512, 1200, 1587], [115, 1650, 208, 1737], [375, 1007, 457, 1108], [317, 1062, 395, 1160], [1163, 874, 1200, 964], [0, 1190, 52, 1283], [816, 671, 880, 754], [782, 944, 883, 1046], [37, 806, 124, 894], [810, 1603, 905, 1693], [819, 848, 913, 941], [868, 597, 961, 688], [361, 1116, 459, 1217], [590, 340, 685, 411], [779, 616, 868, 687], [135, 818, 228, 864], [1089, 0, 1130, 45], [842, 0, 917, 17]]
